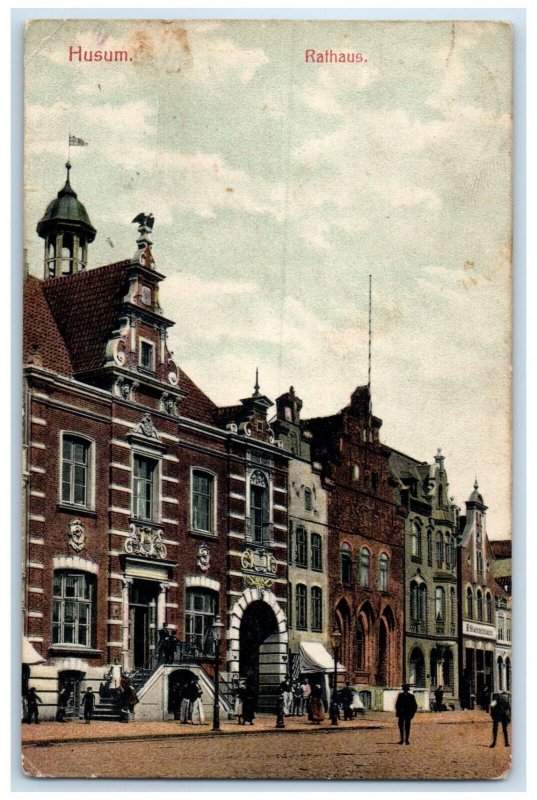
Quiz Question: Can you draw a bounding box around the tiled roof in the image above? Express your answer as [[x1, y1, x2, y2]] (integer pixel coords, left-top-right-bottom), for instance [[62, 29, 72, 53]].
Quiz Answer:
[[179, 370, 218, 426], [42, 261, 131, 374], [23, 275, 73, 374], [490, 539, 511, 559]]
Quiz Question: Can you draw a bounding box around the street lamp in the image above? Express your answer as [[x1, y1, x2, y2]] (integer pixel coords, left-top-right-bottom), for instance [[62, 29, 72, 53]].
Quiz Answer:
[[330, 627, 342, 726], [211, 615, 224, 732]]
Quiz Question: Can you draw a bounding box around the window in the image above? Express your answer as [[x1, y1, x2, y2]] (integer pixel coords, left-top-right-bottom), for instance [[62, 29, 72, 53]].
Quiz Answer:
[[295, 527, 307, 567], [192, 470, 214, 533], [467, 587, 474, 619], [133, 455, 158, 521], [410, 581, 427, 623], [304, 488, 313, 511], [427, 530, 433, 566], [311, 587, 322, 631], [411, 522, 421, 559], [61, 435, 91, 507], [296, 584, 307, 630], [52, 572, 94, 647], [311, 533, 322, 571], [250, 471, 269, 544], [185, 589, 216, 653], [436, 532, 444, 568], [378, 553, 388, 591], [356, 619, 365, 670], [476, 550, 483, 574], [435, 587, 445, 622], [419, 584, 427, 624], [445, 536, 452, 569], [341, 543, 352, 586], [450, 587, 456, 627], [359, 548, 371, 588], [139, 340, 154, 371], [476, 589, 483, 621], [485, 592, 492, 623], [497, 614, 505, 641]]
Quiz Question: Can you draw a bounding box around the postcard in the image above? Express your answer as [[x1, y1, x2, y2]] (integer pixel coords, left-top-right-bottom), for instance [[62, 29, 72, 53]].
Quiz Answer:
[[21, 18, 512, 780]]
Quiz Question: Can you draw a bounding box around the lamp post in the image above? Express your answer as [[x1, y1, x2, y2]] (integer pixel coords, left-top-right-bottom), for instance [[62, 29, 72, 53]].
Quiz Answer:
[[330, 627, 342, 726], [211, 615, 224, 732]]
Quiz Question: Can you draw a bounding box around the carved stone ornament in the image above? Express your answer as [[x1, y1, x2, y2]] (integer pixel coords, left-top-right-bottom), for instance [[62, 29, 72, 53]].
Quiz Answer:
[[241, 548, 277, 576], [245, 574, 274, 590], [113, 376, 139, 401], [68, 519, 87, 553], [197, 544, 211, 573], [135, 413, 160, 440], [159, 392, 179, 417], [139, 244, 155, 269], [125, 524, 167, 559]]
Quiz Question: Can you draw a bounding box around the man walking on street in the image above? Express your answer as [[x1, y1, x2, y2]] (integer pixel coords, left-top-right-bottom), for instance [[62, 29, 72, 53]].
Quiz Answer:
[[395, 683, 418, 745], [489, 691, 510, 748], [25, 687, 42, 724], [434, 685, 444, 712], [82, 686, 96, 724]]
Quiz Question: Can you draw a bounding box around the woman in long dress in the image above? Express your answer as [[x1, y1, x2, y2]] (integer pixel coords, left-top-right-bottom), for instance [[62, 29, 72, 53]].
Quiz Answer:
[[191, 681, 205, 724], [310, 683, 325, 724]]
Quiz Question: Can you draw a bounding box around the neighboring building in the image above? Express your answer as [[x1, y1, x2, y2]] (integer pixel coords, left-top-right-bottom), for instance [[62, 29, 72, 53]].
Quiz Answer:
[[22, 164, 291, 718], [389, 448, 460, 709], [272, 387, 334, 692], [490, 539, 512, 695], [456, 481, 506, 709], [304, 387, 405, 710]]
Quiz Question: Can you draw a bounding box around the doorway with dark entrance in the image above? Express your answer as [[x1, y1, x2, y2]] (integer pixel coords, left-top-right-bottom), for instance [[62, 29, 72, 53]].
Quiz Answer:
[[168, 668, 197, 719], [239, 599, 280, 711], [129, 579, 160, 669]]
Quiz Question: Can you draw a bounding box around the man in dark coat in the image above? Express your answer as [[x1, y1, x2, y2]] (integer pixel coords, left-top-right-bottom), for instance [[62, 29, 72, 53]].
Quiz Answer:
[[434, 685, 444, 713], [489, 691, 510, 747], [157, 622, 171, 664], [56, 684, 71, 722], [25, 687, 42, 724], [395, 683, 418, 744], [82, 686, 96, 723], [340, 681, 354, 721]]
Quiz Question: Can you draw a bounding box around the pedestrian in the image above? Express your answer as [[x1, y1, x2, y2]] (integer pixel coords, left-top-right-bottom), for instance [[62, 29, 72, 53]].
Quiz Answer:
[[351, 689, 365, 717], [191, 680, 205, 724], [279, 675, 292, 716], [119, 675, 139, 717], [163, 632, 177, 664], [82, 686, 96, 724], [395, 683, 418, 744], [240, 678, 257, 725], [157, 622, 171, 664], [292, 681, 302, 716], [55, 684, 71, 722], [169, 681, 182, 719], [302, 678, 311, 718], [179, 680, 194, 723], [489, 691, 510, 748], [106, 658, 122, 699], [310, 682, 324, 724], [25, 687, 42, 724], [434, 685, 444, 713], [340, 680, 354, 721], [234, 680, 245, 724]]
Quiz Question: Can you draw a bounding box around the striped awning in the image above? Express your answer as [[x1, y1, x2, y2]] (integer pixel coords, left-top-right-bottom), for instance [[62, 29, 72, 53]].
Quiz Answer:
[[22, 637, 45, 665], [299, 642, 346, 674]]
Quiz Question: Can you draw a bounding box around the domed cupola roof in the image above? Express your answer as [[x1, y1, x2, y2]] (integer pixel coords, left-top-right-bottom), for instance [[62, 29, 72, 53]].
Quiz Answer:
[[468, 478, 484, 506], [36, 162, 96, 242]]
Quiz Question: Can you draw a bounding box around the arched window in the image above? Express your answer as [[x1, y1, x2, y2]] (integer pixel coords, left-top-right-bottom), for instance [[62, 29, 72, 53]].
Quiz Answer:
[[477, 550, 483, 574], [359, 548, 371, 587], [304, 488, 313, 511], [427, 530, 433, 566], [485, 592, 492, 623], [296, 584, 307, 630], [378, 553, 388, 591], [419, 584, 427, 624], [445, 535, 452, 569], [476, 589, 483, 621], [497, 656, 504, 691], [52, 571, 95, 647], [249, 471, 269, 544], [436, 531, 444, 567], [450, 587, 456, 628], [185, 588, 217, 653], [311, 587, 322, 631], [410, 581, 427, 623], [311, 533, 322, 571], [341, 543, 352, 586], [410, 581, 418, 621], [497, 613, 505, 641], [467, 586, 474, 619], [435, 587, 445, 622], [356, 618, 365, 670], [295, 527, 307, 567], [505, 658, 511, 691], [411, 522, 421, 559]]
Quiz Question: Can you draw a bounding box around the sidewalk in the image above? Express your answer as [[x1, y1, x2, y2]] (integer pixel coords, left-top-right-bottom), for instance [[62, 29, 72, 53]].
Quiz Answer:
[[21, 709, 490, 747]]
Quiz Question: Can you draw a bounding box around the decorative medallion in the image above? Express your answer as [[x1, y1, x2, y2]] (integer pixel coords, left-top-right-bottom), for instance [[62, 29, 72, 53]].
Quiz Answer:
[[241, 548, 277, 576], [197, 544, 211, 573], [68, 519, 86, 553], [245, 575, 274, 590], [124, 524, 167, 559], [135, 413, 160, 440]]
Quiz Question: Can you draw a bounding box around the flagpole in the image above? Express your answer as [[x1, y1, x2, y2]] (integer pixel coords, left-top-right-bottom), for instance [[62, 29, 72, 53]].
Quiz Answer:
[[68, 132, 71, 163]]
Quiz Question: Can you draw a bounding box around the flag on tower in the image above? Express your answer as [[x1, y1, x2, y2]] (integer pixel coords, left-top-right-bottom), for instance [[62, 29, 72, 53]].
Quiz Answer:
[[69, 134, 89, 146]]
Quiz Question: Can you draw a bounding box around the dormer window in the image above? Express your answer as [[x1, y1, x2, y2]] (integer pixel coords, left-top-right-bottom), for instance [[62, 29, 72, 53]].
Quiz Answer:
[[304, 488, 313, 511], [284, 406, 292, 422], [139, 339, 155, 371]]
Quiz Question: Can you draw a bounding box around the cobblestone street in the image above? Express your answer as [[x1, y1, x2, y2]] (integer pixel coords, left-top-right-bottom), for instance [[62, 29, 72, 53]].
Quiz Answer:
[[21, 711, 511, 781]]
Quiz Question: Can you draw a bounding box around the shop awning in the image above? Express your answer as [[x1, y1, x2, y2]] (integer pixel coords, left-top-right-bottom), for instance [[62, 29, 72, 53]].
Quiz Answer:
[[299, 642, 346, 674], [22, 637, 45, 665]]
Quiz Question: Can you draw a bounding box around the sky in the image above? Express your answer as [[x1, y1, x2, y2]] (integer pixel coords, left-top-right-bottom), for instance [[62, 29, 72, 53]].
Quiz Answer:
[[24, 19, 512, 539]]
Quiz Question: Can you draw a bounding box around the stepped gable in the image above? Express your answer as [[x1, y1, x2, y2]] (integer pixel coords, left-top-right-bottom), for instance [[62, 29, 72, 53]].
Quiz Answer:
[[42, 260, 131, 374], [23, 275, 73, 374]]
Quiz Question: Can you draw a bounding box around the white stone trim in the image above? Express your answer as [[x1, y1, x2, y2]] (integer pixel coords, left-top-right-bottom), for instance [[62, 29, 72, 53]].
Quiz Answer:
[[27, 611, 43, 618], [110, 484, 132, 493], [230, 474, 246, 482], [161, 517, 178, 525], [162, 475, 179, 484], [29, 537, 44, 545], [227, 589, 288, 671], [31, 442, 46, 450], [31, 416, 47, 426], [185, 576, 221, 593], [29, 514, 46, 522], [111, 461, 131, 471], [108, 506, 131, 515], [28, 586, 44, 594], [53, 555, 99, 575], [229, 493, 246, 501], [30, 490, 45, 498], [28, 561, 44, 569], [29, 465, 46, 474]]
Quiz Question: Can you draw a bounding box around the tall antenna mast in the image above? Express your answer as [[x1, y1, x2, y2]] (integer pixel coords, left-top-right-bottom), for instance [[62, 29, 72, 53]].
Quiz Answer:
[[368, 274, 372, 395]]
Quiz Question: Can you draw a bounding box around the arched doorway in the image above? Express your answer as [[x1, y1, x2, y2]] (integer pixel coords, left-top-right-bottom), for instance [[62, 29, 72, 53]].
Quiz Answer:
[[239, 600, 280, 711], [355, 602, 374, 679], [335, 598, 352, 670], [442, 649, 453, 690], [409, 647, 425, 688], [378, 606, 395, 686], [168, 668, 197, 718]]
